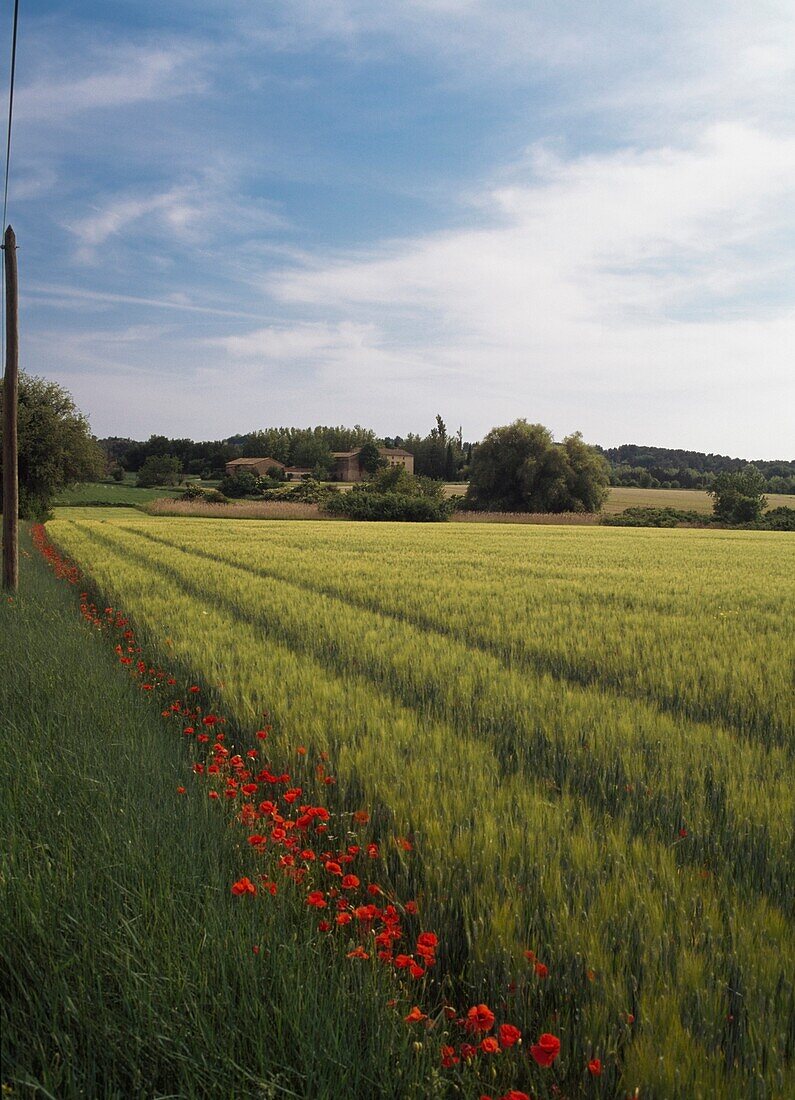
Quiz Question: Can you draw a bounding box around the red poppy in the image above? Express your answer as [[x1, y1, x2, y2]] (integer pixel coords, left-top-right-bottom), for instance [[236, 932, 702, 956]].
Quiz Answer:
[[480, 1037, 500, 1055], [346, 946, 369, 959], [230, 877, 256, 896], [405, 1006, 427, 1023], [534, 961, 549, 979], [530, 1032, 560, 1067], [498, 1023, 522, 1048], [306, 891, 327, 908], [588, 1058, 602, 1076], [465, 1004, 496, 1033], [176, 786, 186, 795], [341, 874, 360, 890]]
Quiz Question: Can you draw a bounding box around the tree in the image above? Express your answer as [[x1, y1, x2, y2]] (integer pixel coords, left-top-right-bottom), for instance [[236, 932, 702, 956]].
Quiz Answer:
[[136, 454, 182, 487], [465, 420, 609, 513], [0, 372, 105, 519], [358, 441, 386, 476], [708, 467, 767, 523]]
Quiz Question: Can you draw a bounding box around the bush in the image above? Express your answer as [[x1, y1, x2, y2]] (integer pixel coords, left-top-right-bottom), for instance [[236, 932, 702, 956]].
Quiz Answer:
[[137, 454, 182, 488], [756, 507, 795, 532], [181, 484, 228, 504], [324, 491, 451, 522], [220, 471, 263, 498], [602, 507, 709, 528], [261, 479, 338, 504], [110, 467, 125, 483], [708, 467, 767, 523]]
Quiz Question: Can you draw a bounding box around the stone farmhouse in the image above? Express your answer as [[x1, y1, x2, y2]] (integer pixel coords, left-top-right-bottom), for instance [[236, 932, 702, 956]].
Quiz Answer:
[[224, 457, 287, 478], [330, 447, 414, 482], [225, 447, 414, 483]]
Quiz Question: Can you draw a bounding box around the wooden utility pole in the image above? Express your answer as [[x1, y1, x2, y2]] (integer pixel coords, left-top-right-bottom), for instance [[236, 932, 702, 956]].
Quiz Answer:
[[2, 223, 18, 592]]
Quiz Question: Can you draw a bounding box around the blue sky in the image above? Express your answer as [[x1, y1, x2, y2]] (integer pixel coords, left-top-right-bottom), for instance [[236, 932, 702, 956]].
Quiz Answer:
[[5, 0, 795, 456]]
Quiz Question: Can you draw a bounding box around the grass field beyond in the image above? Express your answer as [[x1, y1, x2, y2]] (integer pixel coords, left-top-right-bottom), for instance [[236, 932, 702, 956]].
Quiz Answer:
[[54, 480, 186, 506], [42, 513, 795, 1099]]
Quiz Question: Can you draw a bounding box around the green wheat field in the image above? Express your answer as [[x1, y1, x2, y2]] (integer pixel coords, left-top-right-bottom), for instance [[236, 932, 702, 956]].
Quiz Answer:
[[3, 514, 793, 1099]]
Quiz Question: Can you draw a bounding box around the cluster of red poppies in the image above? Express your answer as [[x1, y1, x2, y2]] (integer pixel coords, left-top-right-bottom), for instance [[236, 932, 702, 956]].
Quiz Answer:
[[34, 524, 618, 1094]]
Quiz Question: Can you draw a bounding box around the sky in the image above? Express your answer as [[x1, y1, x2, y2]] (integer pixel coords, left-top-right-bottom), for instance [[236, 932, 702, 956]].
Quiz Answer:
[[4, 0, 795, 456]]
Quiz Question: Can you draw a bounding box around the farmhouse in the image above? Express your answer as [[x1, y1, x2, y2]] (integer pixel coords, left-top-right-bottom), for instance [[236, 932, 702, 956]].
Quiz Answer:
[[224, 457, 286, 477], [331, 447, 414, 482]]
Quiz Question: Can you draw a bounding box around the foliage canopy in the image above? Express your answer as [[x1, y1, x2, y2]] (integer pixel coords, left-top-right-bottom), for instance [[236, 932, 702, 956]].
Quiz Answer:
[[465, 421, 609, 513], [708, 466, 767, 523], [0, 372, 104, 519]]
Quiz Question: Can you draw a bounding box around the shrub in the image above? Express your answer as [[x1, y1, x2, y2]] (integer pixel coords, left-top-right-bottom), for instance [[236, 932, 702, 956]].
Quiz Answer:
[[708, 467, 767, 523], [756, 507, 795, 532], [137, 454, 182, 488], [602, 507, 709, 528], [220, 471, 264, 498], [261, 479, 338, 505], [324, 491, 451, 522], [181, 484, 228, 504]]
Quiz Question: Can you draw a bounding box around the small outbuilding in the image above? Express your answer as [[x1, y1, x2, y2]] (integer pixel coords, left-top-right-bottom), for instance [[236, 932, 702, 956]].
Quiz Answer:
[[224, 457, 286, 477]]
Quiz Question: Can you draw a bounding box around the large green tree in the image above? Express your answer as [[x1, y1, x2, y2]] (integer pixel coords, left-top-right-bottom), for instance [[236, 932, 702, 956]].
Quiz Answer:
[[708, 466, 767, 523], [465, 420, 609, 513], [0, 373, 105, 519]]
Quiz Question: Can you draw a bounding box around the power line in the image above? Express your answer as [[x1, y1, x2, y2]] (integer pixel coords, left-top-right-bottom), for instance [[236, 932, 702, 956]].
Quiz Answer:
[[2, 0, 20, 233]]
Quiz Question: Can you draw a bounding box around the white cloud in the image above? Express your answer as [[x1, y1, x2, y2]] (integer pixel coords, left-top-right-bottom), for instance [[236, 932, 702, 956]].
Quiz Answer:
[[64, 178, 286, 263], [244, 121, 795, 452], [16, 43, 205, 121]]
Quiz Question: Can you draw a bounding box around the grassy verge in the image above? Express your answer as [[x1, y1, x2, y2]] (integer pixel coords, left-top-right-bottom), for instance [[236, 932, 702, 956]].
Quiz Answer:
[[0, 527, 459, 1100], [53, 481, 186, 506]]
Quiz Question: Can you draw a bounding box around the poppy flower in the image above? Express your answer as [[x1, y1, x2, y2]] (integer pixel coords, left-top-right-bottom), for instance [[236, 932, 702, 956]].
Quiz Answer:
[[346, 946, 369, 959], [405, 1006, 427, 1023], [498, 1023, 522, 1048], [341, 874, 360, 890], [465, 1004, 496, 1033], [231, 877, 256, 896], [501, 1093, 530, 1100], [306, 891, 327, 908], [530, 1032, 561, 1067], [480, 1037, 500, 1054], [441, 1045, 459, 1067], [534, 962, 549, 978], [353, 810, 370, 824], [176, 786, 186, 794], [588, 1058, 602, 1076]]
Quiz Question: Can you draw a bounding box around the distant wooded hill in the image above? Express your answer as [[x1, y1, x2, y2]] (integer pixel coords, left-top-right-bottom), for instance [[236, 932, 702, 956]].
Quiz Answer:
[[98, 425, 795, 493], [598, 445, 795, 492]]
